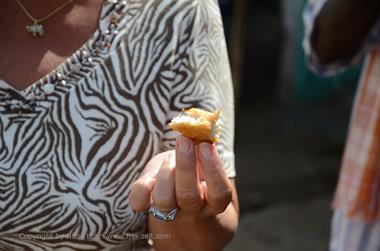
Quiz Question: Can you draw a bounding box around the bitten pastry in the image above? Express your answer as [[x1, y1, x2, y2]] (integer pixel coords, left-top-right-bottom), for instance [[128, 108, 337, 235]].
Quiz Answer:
[[169, 108, 222, 143]]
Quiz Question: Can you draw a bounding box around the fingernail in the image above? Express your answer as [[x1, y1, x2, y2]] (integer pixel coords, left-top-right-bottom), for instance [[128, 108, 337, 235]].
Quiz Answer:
[[161, 154, 175, 171], [161, 155, 169, 167], [178, 136, 191, 153], [168, 152, 176, 168], [199, 143, 213, 159]]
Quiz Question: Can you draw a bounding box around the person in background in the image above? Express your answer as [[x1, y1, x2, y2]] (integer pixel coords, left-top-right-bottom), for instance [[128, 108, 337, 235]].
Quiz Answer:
[[303, 0, 380, 250]]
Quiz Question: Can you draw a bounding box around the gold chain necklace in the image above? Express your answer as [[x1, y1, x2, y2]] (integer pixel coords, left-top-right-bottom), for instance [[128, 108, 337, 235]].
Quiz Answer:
[[15, 0, 73, 37]]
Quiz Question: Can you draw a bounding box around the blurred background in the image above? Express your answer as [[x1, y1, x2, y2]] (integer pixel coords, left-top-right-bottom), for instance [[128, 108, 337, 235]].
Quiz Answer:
[[219, 1, 362, 250]]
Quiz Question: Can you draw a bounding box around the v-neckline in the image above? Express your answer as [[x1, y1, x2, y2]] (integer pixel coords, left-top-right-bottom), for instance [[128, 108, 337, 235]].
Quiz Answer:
[[0, 1, 109, 95]]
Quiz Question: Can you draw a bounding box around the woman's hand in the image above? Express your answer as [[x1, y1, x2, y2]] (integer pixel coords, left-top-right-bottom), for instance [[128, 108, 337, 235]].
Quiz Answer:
[[130, 135, 233, 221], [129, 136, 238, 250]]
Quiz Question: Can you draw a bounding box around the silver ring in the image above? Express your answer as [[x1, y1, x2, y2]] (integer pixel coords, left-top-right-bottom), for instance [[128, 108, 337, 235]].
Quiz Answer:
[[148, 205, 178, 222]]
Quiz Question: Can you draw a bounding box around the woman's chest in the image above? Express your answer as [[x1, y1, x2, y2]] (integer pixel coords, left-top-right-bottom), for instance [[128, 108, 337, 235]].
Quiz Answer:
[[0, 62, 170, 238], [0, 65, 169, 169]]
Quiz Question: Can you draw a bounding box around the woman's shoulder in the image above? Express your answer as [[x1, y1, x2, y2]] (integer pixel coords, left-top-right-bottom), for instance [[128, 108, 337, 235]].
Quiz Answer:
[[139, 0, 218, 14], [136, 0, 219, 25], [116, 0, 221, 42], [143, 0, 198, 12], [122, 0, 202, 30]]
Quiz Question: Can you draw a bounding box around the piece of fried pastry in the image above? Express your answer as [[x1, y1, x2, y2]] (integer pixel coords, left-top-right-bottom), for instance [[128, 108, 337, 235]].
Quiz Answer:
[[169, 108, 222, 143]]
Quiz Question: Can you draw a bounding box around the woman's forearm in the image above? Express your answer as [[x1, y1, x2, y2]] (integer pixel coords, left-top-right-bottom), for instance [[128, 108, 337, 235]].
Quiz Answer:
[[313, 0, 380, 64], [148, 202, 239, 251]]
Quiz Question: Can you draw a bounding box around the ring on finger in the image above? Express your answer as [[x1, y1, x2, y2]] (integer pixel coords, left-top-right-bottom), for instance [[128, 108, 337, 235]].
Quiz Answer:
[[148, 204, 178, 222]]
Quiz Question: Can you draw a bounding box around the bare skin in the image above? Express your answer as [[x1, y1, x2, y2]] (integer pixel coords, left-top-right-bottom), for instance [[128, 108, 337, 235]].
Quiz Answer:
[[130, 137, 239, 251], [313, 0, 380, 64], [0, 0, 103, 90]]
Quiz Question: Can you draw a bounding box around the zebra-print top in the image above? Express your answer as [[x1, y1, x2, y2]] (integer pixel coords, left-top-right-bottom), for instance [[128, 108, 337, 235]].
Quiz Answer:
[[0, 0, 235, 250]]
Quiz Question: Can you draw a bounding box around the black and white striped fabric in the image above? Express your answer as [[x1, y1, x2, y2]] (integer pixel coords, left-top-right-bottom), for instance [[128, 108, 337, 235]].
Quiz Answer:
[[0, 0, 235, 250]]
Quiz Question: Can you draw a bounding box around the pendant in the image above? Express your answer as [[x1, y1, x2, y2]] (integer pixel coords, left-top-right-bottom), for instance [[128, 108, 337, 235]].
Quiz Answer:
[[26, 21, 45, 37]]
